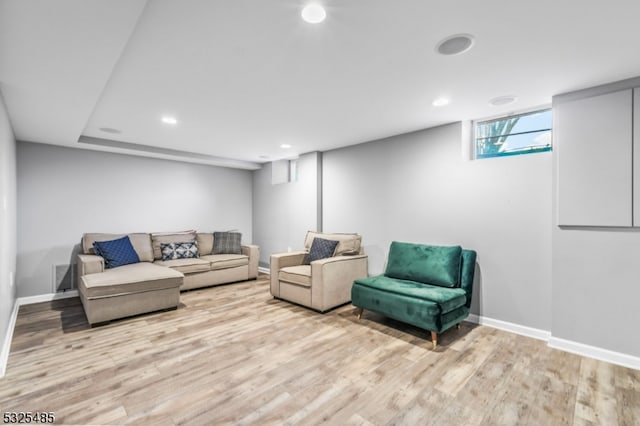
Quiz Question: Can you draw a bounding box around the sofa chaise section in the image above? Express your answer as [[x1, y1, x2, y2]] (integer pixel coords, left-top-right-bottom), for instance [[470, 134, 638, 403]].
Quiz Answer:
[[78, 260, 183, 325]]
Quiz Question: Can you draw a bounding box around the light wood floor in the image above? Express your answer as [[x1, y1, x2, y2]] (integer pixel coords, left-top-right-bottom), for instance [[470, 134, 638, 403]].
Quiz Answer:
[[1, 275, 638, 425]]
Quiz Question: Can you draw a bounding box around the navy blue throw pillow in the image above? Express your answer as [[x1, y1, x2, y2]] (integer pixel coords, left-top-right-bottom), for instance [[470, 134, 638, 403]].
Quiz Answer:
[[304, 237, 339, 265], [93, 236, 140, 269]]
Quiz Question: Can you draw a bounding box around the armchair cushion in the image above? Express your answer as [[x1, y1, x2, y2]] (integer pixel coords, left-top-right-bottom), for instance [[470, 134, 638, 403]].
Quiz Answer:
[[279, 265, 311, 287], [384, 241, 462, 288], [303, 237, 339, 265]]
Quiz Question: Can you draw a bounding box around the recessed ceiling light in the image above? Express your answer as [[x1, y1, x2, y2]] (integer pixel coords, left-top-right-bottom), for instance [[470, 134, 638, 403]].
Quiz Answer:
[[259, 155, 270, 160], [280, 144, 292, 149], [161, 116, 178, 125], [432, 97, 450, 107], [436, 34, 475, 56], [489, 95, 518, 106], [99, 127, 122, 134], [301, 4, 326, 24]]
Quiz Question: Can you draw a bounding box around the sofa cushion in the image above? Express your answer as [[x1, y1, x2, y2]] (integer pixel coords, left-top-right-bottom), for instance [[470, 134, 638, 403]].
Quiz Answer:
[[80, 262, 183, 299], [304, 231, 362, 256], [354, 275, 466, 313], [213, 231, 242, 254], [151, 231, 197, 260], [384, 241, 462, 288], [93, 236, 140, 269], [154, 258, 211, 274], [83, 233, 154, 262], [160, 241, 200, 260], [279, 265, 311, 287], [200, 254, 248, 271], [303, 237, 339, 265], [196, 233, 214, 256]]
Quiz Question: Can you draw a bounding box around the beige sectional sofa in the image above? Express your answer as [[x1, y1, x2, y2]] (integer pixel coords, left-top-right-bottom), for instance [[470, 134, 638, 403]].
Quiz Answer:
[[77, 231, 259, 325]]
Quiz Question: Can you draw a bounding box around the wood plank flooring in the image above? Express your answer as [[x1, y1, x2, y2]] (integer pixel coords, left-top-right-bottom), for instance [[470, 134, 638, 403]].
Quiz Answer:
[[1, 274, 638, 425]]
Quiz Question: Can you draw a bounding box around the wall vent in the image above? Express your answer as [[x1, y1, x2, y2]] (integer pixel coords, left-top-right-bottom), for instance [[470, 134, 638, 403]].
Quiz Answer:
[[52, 264, 75, 293]]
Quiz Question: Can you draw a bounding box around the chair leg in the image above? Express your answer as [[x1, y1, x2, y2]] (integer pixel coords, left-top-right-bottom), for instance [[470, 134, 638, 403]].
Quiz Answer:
[[430, 331, 438, 349], [355, 307, 364, 319]]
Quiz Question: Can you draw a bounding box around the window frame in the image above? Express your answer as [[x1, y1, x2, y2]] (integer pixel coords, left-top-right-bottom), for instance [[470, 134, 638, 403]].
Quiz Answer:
[[473, 106, 553, 160]]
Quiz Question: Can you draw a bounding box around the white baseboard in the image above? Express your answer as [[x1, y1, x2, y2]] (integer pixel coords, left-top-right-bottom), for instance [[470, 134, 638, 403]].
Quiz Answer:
[[467, 313, 640, 370], [16, 290, 78, 306], [0, 300, 19, 378], [258, 266, 270, 274], [466, 314, 551, 341], [548, 337, 640, 371]]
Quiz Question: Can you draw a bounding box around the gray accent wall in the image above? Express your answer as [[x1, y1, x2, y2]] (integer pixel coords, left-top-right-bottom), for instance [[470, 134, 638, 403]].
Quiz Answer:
[[16, 142, 253, 298], [0, 91, 17, 368], [252, 152, 321, 268], [322, 123, 553, 331]]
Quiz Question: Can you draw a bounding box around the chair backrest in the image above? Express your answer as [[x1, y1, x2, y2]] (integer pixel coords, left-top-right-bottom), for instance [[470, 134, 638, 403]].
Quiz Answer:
[[304, 231, 363, 255], [460, 249, 477, 308]]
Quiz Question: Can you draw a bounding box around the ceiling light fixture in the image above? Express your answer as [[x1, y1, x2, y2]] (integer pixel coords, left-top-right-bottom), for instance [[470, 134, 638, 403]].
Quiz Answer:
[[436, 34, 475, 56], [280, 144, 292, 149], [301, 4, 326, 24], [432, 97, 450, 107], [161, 116, 178, 125], [489, 95, 518, 106], [99, 127, 122, 134]]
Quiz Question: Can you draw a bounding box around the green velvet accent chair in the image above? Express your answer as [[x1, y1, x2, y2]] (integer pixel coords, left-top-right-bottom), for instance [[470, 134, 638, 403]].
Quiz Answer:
[[351, 241, 477, 348]]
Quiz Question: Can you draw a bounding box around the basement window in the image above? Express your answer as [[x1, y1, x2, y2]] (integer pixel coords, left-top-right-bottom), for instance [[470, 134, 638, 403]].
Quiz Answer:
[[474, 108, 552, 159]]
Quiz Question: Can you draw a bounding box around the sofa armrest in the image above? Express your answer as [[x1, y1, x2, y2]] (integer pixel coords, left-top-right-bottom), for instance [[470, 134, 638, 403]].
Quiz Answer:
[[311, 254, 368, 311], [269, 251, 307, 297], [77, 254, 104, 289], [241, 244, 260, 279]]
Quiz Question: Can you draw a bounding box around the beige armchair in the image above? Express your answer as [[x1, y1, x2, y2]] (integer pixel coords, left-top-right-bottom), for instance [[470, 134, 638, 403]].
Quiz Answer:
[[270, 231, 368, 312]]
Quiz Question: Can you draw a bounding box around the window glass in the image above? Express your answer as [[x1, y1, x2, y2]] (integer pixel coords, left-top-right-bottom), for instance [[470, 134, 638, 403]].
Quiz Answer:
[[475, 109, 552, 159]]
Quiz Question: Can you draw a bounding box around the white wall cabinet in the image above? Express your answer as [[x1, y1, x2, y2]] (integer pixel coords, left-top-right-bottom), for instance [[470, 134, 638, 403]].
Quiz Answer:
[[556, 88, 635, 226]]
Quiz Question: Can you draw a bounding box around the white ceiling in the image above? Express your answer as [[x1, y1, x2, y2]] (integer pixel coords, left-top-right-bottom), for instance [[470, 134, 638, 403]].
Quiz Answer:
[[2, 0, 640, 170]]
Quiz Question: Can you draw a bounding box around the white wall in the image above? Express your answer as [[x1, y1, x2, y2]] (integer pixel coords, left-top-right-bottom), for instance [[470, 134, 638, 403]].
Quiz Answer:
[[552, 228, 640, 356], [252, 152, 321, 268], [551, 78, 640, 357], [17, 141, 253, 297], [0, 91, 18, 376], [323, 123, 553, 331]]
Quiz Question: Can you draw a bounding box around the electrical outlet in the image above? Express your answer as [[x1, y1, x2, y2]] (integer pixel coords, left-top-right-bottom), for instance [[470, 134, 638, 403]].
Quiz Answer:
[[287, 246, 292, 252]]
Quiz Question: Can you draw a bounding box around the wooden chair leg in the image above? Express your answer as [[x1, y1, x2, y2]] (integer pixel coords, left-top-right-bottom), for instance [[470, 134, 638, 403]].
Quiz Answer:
[[430, 331, 438, 349], [355, 307, 364, 319]]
